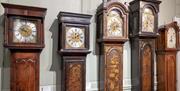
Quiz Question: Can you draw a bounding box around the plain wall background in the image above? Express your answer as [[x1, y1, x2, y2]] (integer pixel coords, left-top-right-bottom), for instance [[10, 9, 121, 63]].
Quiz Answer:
[[0, 0, 179, 91]]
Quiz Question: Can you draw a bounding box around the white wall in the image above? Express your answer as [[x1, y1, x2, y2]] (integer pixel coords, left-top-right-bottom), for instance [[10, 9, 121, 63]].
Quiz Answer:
[[159, 0, 176, 24], [0, 0, 178, 91], [176, 0, 180, 17], [176, 0, 180, 91]]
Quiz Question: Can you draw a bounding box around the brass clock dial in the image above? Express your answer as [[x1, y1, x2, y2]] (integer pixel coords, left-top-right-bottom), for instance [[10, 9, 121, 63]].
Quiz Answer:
[[167, 27, 176, 48], [142, 8, 154, 32], [107, 10, 123, 37], [13, 19, 37, 43], [66, 27, 85, 48]]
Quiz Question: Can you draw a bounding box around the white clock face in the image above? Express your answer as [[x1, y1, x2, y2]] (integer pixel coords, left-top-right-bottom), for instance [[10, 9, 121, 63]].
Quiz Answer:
[[107, 10, 123, 37], [66, 27, 85, 48], [167, 27, 176, 48], [142, 8, 154, 32], [13, 19, 37, 43]]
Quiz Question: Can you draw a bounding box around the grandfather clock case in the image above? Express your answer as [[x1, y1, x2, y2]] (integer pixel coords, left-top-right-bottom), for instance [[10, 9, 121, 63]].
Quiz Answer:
[[2, 3, 46, 91], [129, 0, 161, 91], [58, 12, 92, 91], [156, 22, 179, 91], [96, 0, 128, 91]]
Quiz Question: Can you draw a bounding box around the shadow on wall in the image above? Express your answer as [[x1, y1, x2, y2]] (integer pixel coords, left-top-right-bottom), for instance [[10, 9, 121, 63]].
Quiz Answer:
[[0, 14, 11, 90], [49, 19, 62, 91]]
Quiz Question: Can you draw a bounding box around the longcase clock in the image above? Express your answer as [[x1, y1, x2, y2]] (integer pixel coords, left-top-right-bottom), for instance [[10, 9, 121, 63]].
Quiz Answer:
[[156, 22, 179, 91], [129, 0, 161, 91], [57, 12, 92, 91], [2, 3, 46, 91], [96, 0, 128, 91]]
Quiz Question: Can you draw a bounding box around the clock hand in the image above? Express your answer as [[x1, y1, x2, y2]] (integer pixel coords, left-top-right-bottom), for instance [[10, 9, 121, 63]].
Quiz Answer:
[[170, 36, 173, 42]]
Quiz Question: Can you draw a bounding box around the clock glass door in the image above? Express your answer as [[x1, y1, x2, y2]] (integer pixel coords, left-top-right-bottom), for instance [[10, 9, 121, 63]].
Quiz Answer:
[[142, 8, 154, 32], [167, 28, 176, 48], [13, 18, 37, 43], [107, 9, 123, 37], [65, 27, 85, 49]]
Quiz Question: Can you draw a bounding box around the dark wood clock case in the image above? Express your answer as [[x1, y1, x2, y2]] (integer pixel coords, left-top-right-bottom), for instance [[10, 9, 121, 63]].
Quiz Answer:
[[129, 0, 161, 91], [96, 0, 128, 91], [2, 3, 46, 91], [58, 12, 92, 91], [156, 22, 179, 91], [2, 3, 46, 50]]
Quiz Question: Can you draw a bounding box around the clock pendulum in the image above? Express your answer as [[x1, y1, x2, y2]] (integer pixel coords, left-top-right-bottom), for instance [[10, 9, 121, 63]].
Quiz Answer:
[[129, 0, 161, 91], [57, 12, 92, 91], [96, 0, 129, 91], [2, 3, 46, 91], [156, 22, 179, 91]]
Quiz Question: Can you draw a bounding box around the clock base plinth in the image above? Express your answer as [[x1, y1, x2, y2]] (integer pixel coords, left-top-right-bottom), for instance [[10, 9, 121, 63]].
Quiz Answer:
[[10, 51, 40, 91]]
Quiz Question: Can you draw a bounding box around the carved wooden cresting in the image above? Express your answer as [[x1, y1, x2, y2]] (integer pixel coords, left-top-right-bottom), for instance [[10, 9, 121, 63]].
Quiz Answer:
[[96, 0, 128, 91]]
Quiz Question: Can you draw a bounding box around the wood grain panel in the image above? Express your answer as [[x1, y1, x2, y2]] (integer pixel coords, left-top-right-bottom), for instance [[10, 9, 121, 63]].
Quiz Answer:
[[104, 45, 123, 91], [157, 54, 176, 91], [157, 55, 165, 91], [65, 62, 83, 91], [142, 45, 152, 91], [11, 52, 39, 91], [166, 55, 176, 91]]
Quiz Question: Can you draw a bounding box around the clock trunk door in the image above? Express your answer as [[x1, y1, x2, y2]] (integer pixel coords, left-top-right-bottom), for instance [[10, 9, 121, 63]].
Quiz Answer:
[[11, 52, 39, 91], [141, 45, 153, 91], [104, 44, 123, 91], [164, 54, 176, 91]]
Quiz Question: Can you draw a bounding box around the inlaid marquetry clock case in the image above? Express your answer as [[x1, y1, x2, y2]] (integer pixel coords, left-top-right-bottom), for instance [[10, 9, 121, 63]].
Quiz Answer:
[[2, 3, 46, 91], [96, 0, 128, 90], [129, 0, 161, 91], [156, 22, 179, 91], [57, 12, 92, 91]]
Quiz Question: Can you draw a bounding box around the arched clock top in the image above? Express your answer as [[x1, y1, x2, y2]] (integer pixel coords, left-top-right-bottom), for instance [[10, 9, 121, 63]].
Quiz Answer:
[[106, 46, 123, 55], [142, 4, 159, 14], [141, 42, 153, 51], [106, 1, 129, 15]]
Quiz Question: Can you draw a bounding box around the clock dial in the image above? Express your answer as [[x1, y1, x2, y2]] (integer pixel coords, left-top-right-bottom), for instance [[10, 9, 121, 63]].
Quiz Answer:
[[142, 8, 154, 32], [66, 27, 85, 48], [13, 19, 37, 43], [107, 10, 123, 37], [167, 28, 176, 48]]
